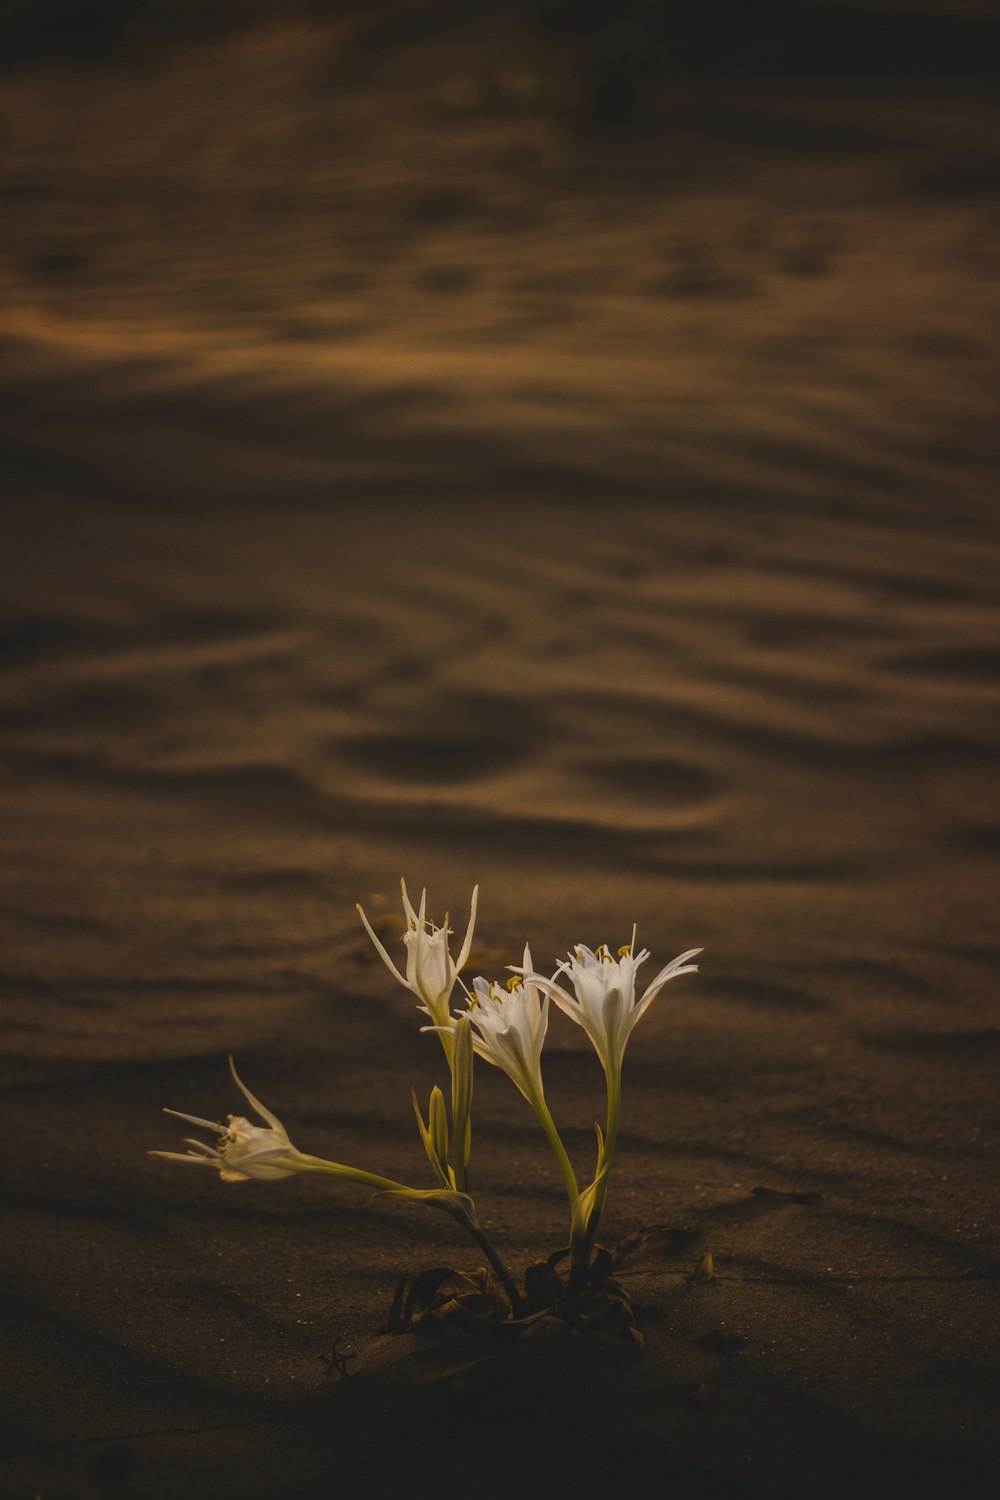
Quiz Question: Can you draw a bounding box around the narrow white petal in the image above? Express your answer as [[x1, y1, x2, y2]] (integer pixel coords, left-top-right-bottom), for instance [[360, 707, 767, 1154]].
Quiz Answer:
[[624, 949, 702, 1039], [602, 985, 626, 1046], [357, 903, 408, 988], [228, 1056, 286, 1135], [400, 877, 419, 929], [148, 1150, 217, 1167], [641, 948, 703, 999], [182, 1138, 220, 1157], [413, 889, 429, 987], [526, 974, 579, 1019], [453, 884, 479, 973], [163, 1108, 224, 1131]]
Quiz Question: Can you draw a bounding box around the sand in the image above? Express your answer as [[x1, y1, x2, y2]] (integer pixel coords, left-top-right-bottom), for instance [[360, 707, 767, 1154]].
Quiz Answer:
[[0, 5, 998, 1497]]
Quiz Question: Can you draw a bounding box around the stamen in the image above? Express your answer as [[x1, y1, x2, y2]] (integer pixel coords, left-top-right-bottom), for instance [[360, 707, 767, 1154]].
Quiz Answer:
[[618, 943, 633, 958], [506, 975, 521, 993], [183, 1138, 218, 1157]]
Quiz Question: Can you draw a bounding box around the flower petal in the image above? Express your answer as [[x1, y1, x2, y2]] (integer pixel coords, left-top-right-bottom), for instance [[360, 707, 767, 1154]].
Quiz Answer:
[[163, 1108, 224, 1131], [453, 884, 479, 974], [148, 1150, 217, 1167], [626, 949, 702, 1034], [228, 1056, 287, 1136], [400, 877, 419, 930], [356, 902, 408, 987], [641, 948, 703, 998]]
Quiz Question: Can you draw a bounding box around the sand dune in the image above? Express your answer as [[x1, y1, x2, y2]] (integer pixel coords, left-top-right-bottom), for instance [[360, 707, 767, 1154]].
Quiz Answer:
[[1, 7, 999, 1498]]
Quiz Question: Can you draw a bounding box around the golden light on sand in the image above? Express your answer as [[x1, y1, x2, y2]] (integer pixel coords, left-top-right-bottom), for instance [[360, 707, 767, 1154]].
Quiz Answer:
[[1, 3, 998, 1497]]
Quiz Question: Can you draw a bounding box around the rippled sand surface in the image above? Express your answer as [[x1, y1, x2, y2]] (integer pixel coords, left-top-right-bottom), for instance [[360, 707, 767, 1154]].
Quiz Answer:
[[1, 6, 999, 1497]]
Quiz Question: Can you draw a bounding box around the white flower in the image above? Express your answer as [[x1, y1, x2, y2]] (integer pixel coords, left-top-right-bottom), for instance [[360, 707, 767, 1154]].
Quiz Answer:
[[151, 1058, 302, 1183], [357, 879, 478, 1029], [525, 937, 701, 1076], [460, 944, 549, 1102]]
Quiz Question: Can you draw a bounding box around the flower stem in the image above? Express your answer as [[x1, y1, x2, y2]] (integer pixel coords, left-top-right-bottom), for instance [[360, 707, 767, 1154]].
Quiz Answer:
[[530, 1089, 579, 1207], [457, 1211, 525, 1316], [292, 1154, 413, 1194], [604, 1066, 622, 1168], [447, 1019, 473, 1197], [583, 1065, 622, 1261], [427, 1024, 470, 1195], [436, 1026, 454, 1068], [293, 1155, 523, 1316]]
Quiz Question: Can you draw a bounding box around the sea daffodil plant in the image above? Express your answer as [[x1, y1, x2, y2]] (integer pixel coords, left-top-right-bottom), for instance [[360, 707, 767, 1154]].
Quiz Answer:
[[524, 938, 702, 1264], [152, 881, 700, 1330]]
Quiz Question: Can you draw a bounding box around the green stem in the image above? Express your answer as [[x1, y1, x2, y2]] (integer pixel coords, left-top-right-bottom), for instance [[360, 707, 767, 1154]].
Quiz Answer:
[[447, 1021, 472, 1197], [459, 1212, 525, 1316], [295, 1155, 522, 1316], [530, 1088, 579, 1207], [427, 1015, 469, 1195], [436, 1026, 454, 1069], [583, 1064, 622, 1261], [603, 1065, 622, 1170], [292, 1154, 413, 1194]]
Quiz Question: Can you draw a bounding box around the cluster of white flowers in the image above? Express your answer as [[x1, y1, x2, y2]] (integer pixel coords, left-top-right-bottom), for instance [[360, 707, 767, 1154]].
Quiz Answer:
[[153, 881, 700, 1293]]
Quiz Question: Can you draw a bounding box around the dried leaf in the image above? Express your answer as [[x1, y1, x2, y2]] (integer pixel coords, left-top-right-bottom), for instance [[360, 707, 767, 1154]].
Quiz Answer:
[[690, 1250, 715, 1282]]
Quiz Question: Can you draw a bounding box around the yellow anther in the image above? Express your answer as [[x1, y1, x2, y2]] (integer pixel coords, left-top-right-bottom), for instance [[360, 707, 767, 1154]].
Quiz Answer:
[[618, 943, 633, 958], [506, 975, 521, 993]]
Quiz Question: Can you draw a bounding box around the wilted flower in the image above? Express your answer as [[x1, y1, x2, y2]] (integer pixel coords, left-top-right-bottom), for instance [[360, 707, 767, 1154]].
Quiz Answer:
[[526, 937, 702, 1077], [151, 1058, 302, 1183], [460, 945, 549, 1103], [357, 879, 478, 1030]]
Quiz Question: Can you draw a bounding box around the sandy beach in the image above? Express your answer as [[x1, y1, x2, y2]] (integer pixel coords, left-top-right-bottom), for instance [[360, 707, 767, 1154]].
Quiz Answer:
[[1, 4, 998, 1496]]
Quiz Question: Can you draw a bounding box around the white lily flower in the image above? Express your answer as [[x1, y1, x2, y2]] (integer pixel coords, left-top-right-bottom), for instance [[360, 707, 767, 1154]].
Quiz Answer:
[[150, 1055, 523, 1304], [525, 937, 702, 1077], [151, 1058, 303, 1183], [357, 879, 478, 1030], [460, 945, 549, 1103]]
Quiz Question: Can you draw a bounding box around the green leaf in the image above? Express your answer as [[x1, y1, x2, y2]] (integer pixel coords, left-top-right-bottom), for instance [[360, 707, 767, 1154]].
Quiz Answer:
[[449, 1015, 474, 1176], [411, 1087, 430, 1148], [570, 1164, 610, 1268], [429, 1085, 449, 1173], [377, 1186, 477, 1218], [411, 1087, 451, 1189]]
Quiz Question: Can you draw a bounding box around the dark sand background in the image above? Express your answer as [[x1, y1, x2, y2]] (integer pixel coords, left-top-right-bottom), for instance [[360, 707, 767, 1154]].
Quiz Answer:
[[1, 3, 998, 1497]]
